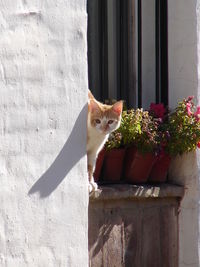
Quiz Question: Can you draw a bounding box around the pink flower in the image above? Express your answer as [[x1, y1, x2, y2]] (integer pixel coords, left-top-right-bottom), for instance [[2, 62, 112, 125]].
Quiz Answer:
[[197, 142, 200, 148], [187, 96, 194, 102], [194, 106, 200, 121], [149, 103, 166, 119], [186, 102, 192, 116]]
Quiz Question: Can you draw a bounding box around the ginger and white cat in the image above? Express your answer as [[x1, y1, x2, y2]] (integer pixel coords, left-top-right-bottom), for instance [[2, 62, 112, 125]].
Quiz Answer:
[[87, 90, 123, 192]]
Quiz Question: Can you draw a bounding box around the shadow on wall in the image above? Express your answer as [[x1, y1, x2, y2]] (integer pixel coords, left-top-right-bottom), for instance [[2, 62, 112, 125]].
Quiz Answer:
[[28, 104, 87, 198]]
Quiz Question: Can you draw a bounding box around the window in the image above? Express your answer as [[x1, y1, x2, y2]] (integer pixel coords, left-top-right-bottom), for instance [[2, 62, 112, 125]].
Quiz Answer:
[[87, 0, 168, 109]]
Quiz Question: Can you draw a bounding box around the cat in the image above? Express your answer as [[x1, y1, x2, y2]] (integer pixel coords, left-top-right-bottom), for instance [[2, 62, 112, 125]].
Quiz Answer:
[[87, 90, 123, 192]]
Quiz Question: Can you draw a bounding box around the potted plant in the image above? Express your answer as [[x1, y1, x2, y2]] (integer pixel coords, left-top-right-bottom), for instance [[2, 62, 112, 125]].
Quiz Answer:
[[123, 108, 159, 183], [163, 96, 200, 154], [165, 96, 200, 154], [103, 129, 126, 182], [93, 148, 106, 182], [121, 109, 142, 179], [149, 96, 200, 182], [148, 103, 171, 183]]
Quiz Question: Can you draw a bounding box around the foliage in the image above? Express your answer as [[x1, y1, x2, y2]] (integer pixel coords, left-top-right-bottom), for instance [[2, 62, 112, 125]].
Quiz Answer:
[[105, 131, 123, 150], [120, 109, 142, 146], [163, 96, 200, 156], [105, 109, 141, 150], [134, 109, 160, 154], [105, 108, 160, 154]]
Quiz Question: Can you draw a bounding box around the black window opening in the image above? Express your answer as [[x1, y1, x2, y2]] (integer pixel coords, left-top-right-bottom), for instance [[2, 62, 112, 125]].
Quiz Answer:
[[87, 0, 168, 109]]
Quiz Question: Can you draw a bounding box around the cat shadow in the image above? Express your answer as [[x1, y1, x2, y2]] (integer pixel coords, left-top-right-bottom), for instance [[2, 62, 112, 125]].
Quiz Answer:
[[28, 104, 87, 198]]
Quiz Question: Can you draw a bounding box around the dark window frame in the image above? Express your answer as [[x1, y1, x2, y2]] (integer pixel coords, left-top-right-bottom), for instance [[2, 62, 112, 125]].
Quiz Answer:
[[87, 0, 168, 108]]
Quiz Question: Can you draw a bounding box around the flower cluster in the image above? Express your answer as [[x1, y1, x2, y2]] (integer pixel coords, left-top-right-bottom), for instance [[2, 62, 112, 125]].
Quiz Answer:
[[163, 96, 200, 155], [135, 110, 160, 154], [149, 103, 166, 120], [105, 131, 123, 150]]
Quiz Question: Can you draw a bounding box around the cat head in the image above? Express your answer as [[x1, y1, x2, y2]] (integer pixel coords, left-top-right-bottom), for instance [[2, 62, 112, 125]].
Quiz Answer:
[[88, 96, 123, 135]]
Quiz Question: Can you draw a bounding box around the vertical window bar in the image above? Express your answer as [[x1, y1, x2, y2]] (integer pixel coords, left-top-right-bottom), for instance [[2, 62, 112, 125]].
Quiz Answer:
[[119, 0, 129, 106], [160, 0, 168, 106], [87, 0, 102, 100], [156, 0, 168, 106], [100, 0, 109, 101], [138, 0, 142, 108], [127, 0, 136, 108], [155, 0, 160, 103], [116, 0, 121, 102]]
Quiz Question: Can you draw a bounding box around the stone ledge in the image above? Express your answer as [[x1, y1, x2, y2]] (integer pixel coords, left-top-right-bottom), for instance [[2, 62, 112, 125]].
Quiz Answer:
[[89, 183, 184, 202]]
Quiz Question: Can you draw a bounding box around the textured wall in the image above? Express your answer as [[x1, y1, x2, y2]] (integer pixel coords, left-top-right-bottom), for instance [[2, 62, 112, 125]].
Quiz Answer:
[[0, 0, 88, 266], [168, 0, 198, 108], [168, 1, 200, 266]]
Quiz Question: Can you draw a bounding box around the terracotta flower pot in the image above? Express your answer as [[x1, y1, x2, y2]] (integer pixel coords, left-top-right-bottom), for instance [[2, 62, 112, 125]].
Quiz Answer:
[[125, 150, 156, 184], [103, 148, 126, 182], [123, 146, 137, 179], [94, 148, 106, 182], [148, 152, 171, 183]]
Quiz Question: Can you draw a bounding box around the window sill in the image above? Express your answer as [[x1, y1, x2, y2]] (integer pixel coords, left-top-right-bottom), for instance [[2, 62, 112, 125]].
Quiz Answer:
[[89, 183, 184, 202]]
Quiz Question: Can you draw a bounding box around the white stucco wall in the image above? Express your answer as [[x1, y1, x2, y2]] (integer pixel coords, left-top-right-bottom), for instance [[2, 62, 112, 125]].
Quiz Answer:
[[0, 1, 88, 266], [168, 1, 200, 266], [168, 0, 198, 108]]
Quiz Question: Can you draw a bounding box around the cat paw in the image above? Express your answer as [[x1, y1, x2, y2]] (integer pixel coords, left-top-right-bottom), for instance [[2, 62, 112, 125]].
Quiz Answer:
[[88, 183, 93, 193], [89, 181, 98, 193], [92, 181, 98, 191]]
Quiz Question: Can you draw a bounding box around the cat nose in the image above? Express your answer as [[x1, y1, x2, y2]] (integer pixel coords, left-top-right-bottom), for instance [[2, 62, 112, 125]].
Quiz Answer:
[[102, 125, 109, 132]]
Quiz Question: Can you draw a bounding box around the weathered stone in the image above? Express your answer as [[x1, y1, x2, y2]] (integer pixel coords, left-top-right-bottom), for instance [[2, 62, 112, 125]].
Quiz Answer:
[[90, 183, 184, 201], [89, 184, 183, 266]]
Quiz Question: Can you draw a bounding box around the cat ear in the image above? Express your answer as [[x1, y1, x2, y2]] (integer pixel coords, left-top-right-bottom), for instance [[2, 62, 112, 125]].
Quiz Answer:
[[112, 101, 123, 116], [89, 99, 100, 112], [88, 90, 95, 100]]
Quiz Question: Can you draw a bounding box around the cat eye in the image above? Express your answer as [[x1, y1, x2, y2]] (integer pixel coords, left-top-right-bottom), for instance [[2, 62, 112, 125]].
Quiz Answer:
[[95, 119, 101, 124], [108, 120, 114, 124]]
